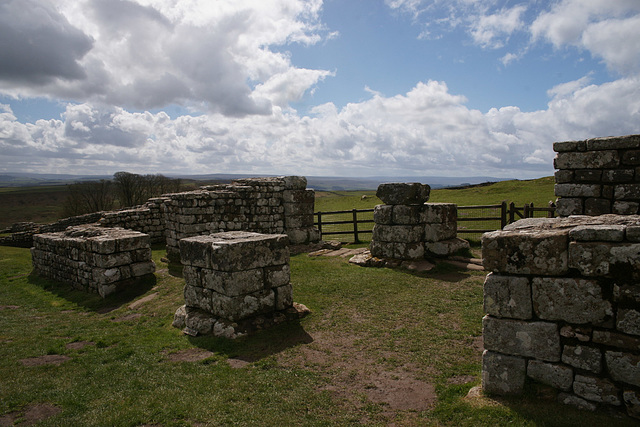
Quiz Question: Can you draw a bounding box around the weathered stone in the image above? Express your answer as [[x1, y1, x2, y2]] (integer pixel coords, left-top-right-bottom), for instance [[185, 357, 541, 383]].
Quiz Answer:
[[376, 183, 430, 205], [569, 241, 640, 279], [555, 170, 574, 183], [527, 360, 573, 391], [281, 175, 307, 190], [207, 232, 289, 272], [575, 170, 603, 183], [211, 289, 275, 322], [569, 225, 625, 242], [421, 203, 457, 224], [264, 264, 290, 289], [606, 351, 640, 387], [554, 150, 619, 170], [482, 350, 526, 395], [560, 325, 592, 342], [424, 221, 457, 242], [483, 273, 532, 320], [482, 229, 568, 276], [573, 374, 621, 406], [184, 284, 213, 312], [615, 184, 640, 200], [554, 140, 586, 152], [562, 345, 602, 373], [617, 309, 640, 336], [373, 205, 393, 225], [614, 284, 640, 304], [184, 307, 215, 335], [555, 184, 601, 198], [622, 150, 640, 165], [391, 205, 424, 225], [593, 330, 640, 352], [586, 135, 640, 151], [201, 269, 264, 296], [274, 284, 293, 311], [623, 389, 640, 419], [603, 169, 635, 183], [372, 224, 424, 243], [532, 277, 612, 324], [555, 198, 583, 216], [483, 315, 561, 361], [614, 201, 640, 215], [558, 393, 597, 411], [584, 198, 611, 215], [424, 238, 469, 257]]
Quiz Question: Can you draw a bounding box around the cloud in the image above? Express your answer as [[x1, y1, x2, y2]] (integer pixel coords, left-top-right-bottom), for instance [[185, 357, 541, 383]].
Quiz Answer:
[[469, 5, 527, 49], [0, 0, 93, 85], [0, 0, 333, 117]]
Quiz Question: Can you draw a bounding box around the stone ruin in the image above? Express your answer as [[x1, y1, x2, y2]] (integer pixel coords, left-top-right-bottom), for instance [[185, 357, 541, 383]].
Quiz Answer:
[[370, 182, 469, 260], [31, 225, 155, 298], [172, 231, 308, 338], [555, 134, 640, 216], [481, 133, 640, 420], [162, 176, 318, 264]]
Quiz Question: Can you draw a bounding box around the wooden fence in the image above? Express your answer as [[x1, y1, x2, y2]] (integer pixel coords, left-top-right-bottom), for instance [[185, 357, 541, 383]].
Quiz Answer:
[[314, 201, 556, 242]]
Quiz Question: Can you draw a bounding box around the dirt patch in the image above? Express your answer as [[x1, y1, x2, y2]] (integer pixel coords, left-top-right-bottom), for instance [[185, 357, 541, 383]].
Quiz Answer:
[[164, 348, 214, 362], [19, 355, 71, 367], [128, 292, 158, 310], [112, 313, 143, 322], [227, 358, 250, 369], [65, 341, 95, 350], [447, 375, 476, 385], [0, 403, 62, 426], [364, 370, 437, 411], [0, 305, 19, 310]]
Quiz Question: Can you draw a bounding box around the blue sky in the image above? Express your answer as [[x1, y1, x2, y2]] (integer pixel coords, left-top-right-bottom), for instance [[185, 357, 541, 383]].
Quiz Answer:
[[1, 0, 640, 178]]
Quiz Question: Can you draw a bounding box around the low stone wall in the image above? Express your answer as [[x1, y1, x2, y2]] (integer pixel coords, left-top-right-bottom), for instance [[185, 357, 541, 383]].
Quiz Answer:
[[172, 231, 307, 338], [481, 215, 640, 419], [554, 134, 640, 216], [99, 198, 168, 244], [163, 176, 319, 262], [31, 225, 155, 297], [370, 183, 468, 260]]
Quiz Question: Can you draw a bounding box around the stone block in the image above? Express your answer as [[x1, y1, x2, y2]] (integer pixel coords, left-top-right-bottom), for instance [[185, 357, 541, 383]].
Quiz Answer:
[[593, 331, 640, 352], [573, 374, 621, 406], [372, 224, 424, 243], [622, 150, 640, 165], [555, 198, 583, 216], [282, 189, 314, 204], [482, 315, 561, 361], [532, 277, 612, 324], [483, 273, 532, 320], [615, 184, 640, 200], [555, 170, 574, 183], [201, 269, 265, 296], [424, 238, 469, 257], [376, 183, 430, 205], [527, 360, 573, 391], [606, 351, 640, 387], [574, 169, 603, 183], [623, 389, 640, 419], [603, 169, 635, 183], [614, 284, 640, 303], [569, 241, 640, 279], [130, 261, 155, 277], [626, 226, 640, 242], [274, 284, 293, 310], [562, 345, 602, 373], [558, 393, 597, 411], [211, 289, 275, 322], [617, 309, 640, 336], [421, 203, 457, 224], [264, 264, 291, 288], [613, 201, 640, 215], [282, 175, 307, 190], [184, 284, 213, 312], [207, 232, 289, 272], [568, 225, 625, 242], [423, 222, 457, 242], [482, 229, 568, 276], [560, 325, 592, 342], [555, 184, 601, 198], [554, 150, 619, 169], [584, 198, 611, 215], [373, 205, 393, 225], [392, 205, 425, 225], [586, 134, 640, 150], [482, 350, 526, 395], [554, 140, 586, 152]]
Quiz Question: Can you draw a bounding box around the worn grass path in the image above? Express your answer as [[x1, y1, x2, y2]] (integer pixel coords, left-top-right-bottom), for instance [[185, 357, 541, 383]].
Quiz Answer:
[[0, 244, 633, 426]]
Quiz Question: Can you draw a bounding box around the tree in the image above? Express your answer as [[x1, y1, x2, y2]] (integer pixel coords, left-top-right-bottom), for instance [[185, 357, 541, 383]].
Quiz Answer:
[[113, 171, 182, 208], [62, 180, 115, 217]]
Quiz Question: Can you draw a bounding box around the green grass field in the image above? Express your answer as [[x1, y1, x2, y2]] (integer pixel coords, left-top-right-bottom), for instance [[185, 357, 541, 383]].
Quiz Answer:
[[2, 243, 631, 426]]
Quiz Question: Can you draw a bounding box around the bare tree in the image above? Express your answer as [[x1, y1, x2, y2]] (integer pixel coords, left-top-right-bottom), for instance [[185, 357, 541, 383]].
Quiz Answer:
[[114, 172, 182, 208], [63, 180, 115, 216]]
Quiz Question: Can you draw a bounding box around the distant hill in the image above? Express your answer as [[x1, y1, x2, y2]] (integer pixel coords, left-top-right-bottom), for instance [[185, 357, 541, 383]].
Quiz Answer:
[[0, 172, 513, 191]]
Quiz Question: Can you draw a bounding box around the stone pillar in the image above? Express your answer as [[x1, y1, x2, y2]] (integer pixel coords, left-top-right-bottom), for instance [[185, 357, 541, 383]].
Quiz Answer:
[[481, 215, 640, 419], [172, 231, 308, 338], [370, 182, 468, 260]]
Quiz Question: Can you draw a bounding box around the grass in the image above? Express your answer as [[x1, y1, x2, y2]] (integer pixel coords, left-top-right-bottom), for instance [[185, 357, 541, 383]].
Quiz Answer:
[[0, 185, 69, 229], [1, 240, 635, 425]]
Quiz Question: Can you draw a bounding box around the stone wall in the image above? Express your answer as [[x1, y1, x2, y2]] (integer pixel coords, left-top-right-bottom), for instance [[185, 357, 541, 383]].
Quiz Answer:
[[163, 176, 319, 262], [1, 212, 105, 248], [172, 231, 308, 338], [481, 215, 640, 419], [370, 183, 468, 260], [31, 225, 155, 297], [554, 134, 640, 216], [99, 198, 168, 244]]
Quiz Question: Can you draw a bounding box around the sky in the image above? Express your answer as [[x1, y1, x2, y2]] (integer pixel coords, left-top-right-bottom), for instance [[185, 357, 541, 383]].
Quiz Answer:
[[1, 0, 640, 179]]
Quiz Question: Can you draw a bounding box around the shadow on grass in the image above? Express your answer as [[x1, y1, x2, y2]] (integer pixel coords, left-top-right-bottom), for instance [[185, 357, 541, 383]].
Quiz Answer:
[[27, 271, 156, 313], [188, 320, 314, 363]]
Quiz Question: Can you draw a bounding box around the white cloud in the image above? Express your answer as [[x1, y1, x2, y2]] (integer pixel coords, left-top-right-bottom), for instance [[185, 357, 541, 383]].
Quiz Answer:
[[469, 5, 527, 49], [0, 0, 333, 117]]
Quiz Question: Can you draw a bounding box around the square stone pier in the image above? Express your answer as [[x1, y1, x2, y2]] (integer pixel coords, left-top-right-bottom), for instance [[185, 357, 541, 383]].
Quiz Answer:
[[481, 215, 640, 419], [172, 231, 308, 338]]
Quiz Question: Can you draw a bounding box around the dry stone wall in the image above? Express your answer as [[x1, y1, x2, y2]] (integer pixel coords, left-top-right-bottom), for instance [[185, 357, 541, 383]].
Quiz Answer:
[[172, 231, 307, 338], [370, 183, 468, 260], [481, 215, 640, 419], [99, 198, 168, 244], [554, 134, 640, 216], [31, 225, 155, 297], [163, 176, 319, 263]]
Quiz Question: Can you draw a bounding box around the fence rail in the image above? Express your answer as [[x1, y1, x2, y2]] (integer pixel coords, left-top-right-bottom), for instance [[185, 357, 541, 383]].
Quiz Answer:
[[314, 201, 556, 242]]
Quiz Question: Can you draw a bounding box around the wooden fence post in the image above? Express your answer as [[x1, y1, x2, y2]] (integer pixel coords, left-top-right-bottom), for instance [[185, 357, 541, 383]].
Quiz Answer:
[[509, 202, 515, 223], [500, 201, 508, 229], [317, 212, 323, 238], [352, 209, 360, 243]]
